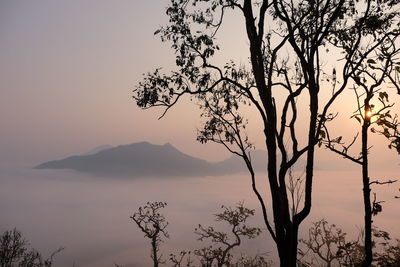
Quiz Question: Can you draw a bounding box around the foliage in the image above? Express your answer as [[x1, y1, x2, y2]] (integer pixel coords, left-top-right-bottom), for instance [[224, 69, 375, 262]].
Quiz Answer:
[[0, 228, 62, 267], [373, 111, 400, 155], [375, 239, 400, 266], [231, 253, 271, 267], [299, 219, 400, 267], [298, 219, 363, 267]]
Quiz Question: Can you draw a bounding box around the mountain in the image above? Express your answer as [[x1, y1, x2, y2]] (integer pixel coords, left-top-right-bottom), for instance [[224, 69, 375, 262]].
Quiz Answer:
[[83, 144, 113, 155], [35, 142, 304, 178], [215, 150, 267, 173], [36, 142, 213, 177]]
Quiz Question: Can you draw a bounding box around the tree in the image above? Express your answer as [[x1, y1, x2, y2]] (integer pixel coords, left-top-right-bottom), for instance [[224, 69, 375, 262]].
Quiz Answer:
[[298, 219, 364, 267], [231, 253, 271, 267], [321, 10, 400, 264], [130, 201, 169, 267], [0, 228, 62, 267], [375, 238, 400, 267], [193, 203, 262, 267], [170, 250, 195, 267], [169, 202, 269, 267], [299, 219, 400, 267], [133, 0, 398, 265]]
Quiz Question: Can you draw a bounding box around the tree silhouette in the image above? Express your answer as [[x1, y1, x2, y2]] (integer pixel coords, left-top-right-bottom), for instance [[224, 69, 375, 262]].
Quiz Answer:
[[133, 0, 399, 265], [299, 219, 400, 267], [298, 219, 364, 267], [375, 238, 400, 266], [169, 202, 270, 267], [321, 13, 400, 264], [0, 228, 63, 267], [131, 202, 169, 267], [193, 203, 262, 267]]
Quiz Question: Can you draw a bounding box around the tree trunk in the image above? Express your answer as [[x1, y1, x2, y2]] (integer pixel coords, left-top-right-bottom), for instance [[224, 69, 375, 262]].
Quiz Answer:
[[151, 236, 159, 267], [276, 236, 298, 267], [361, 102, 373, 267]]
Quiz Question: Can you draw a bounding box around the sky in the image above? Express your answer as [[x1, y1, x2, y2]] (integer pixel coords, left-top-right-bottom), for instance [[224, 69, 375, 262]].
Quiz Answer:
[[0, 0, 228, 165], [1, 0, 399, 168]]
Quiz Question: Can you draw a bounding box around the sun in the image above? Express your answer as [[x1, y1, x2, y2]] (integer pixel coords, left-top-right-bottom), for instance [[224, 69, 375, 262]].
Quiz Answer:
[[366, 109, 373, 118]]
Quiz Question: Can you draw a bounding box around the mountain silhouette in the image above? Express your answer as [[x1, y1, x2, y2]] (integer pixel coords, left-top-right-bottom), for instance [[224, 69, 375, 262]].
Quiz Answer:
[[35, 142, 304, 178], [83, 144, 113, 155]]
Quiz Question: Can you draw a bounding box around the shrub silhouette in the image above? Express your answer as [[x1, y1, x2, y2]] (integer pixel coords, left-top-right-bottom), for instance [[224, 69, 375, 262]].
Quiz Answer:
[[0, 228, 62, 267]]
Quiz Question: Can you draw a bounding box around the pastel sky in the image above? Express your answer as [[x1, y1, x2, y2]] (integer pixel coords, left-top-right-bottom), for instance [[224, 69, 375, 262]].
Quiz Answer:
[[1, 0, 399, 169], [1, 0, 205, 164]]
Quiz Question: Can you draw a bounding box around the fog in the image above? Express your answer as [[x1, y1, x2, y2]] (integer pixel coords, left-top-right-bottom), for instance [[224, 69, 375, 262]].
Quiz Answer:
[[1, 161, 399, 266]]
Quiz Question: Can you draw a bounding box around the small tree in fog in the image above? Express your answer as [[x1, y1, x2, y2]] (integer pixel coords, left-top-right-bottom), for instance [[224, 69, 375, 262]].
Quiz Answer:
[[170, 202, 269, 267], [131, 201, 169, 267], [194, 203, 262, 267]]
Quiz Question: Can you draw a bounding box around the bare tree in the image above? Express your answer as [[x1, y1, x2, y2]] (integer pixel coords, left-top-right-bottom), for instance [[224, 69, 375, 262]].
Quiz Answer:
[[131, 202, 169, 267], [298, 219, 364, 267], [169, 202, 268, 267], [133, 0, 398, 265], [170, 250, 195, 267], [299, 219, 400, 267], [193, 203, 262, 267]]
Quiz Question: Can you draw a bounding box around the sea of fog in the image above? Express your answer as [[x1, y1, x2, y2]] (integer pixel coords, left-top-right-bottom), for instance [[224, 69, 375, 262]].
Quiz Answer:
[[1, 162, 399, 266]]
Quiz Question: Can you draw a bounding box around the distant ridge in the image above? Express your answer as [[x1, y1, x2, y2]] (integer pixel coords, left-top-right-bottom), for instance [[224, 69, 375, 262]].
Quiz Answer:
[[83, 144, 113, 155], [35, 142, 304, 178]]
